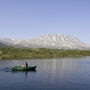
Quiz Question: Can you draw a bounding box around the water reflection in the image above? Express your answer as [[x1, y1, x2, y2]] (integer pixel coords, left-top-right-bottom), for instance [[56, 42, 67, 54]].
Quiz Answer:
[[24, 71, 28, 78], [51, 59, 57, 81], [24, 70, 36, 79], [0, 57, 90, 90]]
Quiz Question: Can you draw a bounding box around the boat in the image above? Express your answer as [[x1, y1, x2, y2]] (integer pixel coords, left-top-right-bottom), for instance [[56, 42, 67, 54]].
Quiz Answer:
[[12, 65, 37, 71]]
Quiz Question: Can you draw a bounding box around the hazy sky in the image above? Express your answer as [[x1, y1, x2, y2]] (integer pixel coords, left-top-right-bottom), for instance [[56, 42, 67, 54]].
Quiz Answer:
[[0, 0, 90, 44]]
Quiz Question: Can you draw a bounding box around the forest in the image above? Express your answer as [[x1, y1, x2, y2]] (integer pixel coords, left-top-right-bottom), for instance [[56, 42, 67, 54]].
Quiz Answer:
[[0, 47, 90, 60]]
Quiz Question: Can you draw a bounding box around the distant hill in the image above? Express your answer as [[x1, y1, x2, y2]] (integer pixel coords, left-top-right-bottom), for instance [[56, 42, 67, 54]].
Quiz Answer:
[[0, 43, 7, 47], [0, 34, 90, 50]]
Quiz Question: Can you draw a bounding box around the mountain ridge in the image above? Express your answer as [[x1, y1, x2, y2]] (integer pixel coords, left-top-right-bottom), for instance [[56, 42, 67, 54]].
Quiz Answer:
[[0, 34, 90, 50]]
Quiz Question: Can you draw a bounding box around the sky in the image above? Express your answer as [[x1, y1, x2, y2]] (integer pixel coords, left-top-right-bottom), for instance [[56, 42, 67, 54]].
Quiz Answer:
[[0, 0, 90, 44]]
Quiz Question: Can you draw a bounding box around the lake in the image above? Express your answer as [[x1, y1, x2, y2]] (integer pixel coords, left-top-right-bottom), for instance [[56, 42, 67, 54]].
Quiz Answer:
[[0, 57, 90, 90]]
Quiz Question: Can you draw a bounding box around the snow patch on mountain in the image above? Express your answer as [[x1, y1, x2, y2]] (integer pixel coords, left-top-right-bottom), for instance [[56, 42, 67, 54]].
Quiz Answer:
[[0, 34, 90, 50]]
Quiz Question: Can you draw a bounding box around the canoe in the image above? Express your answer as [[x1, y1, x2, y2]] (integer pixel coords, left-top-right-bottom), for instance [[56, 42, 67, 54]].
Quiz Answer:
[[12, 65, 37, 71]]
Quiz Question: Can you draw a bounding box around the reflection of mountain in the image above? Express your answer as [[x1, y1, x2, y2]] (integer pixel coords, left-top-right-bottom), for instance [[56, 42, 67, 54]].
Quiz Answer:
[[48, 59, 82, 84], [39, 58, 82, 86], [0, 34, 90, 50]]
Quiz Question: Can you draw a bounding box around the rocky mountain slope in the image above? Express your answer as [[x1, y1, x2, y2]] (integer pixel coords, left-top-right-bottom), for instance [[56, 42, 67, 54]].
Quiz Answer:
[[0, 34, 89, 50]]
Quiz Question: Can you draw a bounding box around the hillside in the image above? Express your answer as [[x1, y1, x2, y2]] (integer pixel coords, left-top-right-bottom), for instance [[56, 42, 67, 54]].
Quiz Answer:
[[0, 34, 90, 50]]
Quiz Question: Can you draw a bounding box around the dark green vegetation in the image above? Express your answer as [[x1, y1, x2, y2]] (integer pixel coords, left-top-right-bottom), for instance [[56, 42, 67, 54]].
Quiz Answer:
[[12, 65, 37, 71], [0, 47, 90, 60]]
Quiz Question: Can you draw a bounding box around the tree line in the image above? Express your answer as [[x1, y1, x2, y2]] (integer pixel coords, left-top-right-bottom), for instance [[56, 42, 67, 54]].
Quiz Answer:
[[0, 47, 90, 60]]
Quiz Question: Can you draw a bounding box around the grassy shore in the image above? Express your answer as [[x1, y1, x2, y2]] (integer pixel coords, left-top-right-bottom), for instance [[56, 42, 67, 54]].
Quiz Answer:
[[0, 47, 90, 60]]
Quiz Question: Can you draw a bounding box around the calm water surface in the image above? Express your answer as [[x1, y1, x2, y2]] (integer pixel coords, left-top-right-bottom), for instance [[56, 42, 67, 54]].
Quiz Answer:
[[0, 57, 90, 90]]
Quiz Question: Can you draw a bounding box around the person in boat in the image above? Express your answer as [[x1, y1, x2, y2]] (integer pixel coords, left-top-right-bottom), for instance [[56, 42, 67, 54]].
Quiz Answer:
[[22, 61, 28, 68], [25, 61, 28, 67]]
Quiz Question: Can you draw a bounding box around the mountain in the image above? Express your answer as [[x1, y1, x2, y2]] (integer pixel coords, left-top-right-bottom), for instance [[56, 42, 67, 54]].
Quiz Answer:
[[0, 43, 7, 47], [0, 38, 21, 45], [0, 34, 90, 50]]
